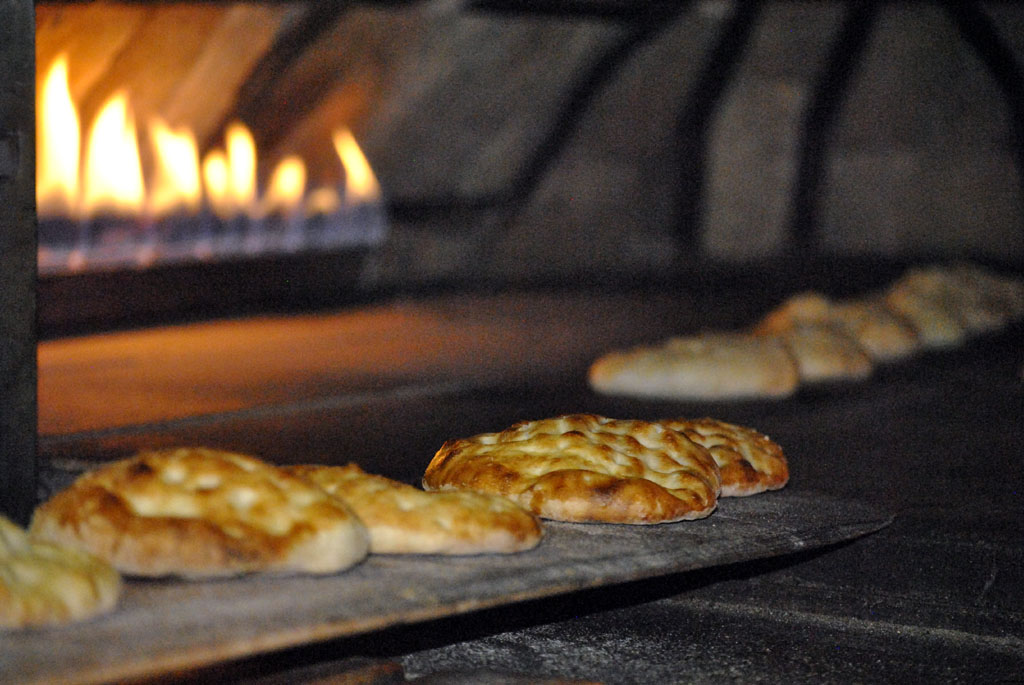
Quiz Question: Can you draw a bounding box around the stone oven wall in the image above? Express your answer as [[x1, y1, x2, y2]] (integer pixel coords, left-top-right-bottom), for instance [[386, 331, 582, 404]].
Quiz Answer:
[[355, 1, 1024, 285]]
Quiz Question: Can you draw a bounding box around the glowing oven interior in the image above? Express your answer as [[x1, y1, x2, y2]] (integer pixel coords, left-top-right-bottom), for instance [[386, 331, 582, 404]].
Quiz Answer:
[[32, 1, 1024, 297], [35, 5, 386, 275]]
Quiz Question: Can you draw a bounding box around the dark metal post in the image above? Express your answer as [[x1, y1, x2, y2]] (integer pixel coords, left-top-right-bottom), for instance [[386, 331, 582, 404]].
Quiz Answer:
[[0, 0, 37, 525]]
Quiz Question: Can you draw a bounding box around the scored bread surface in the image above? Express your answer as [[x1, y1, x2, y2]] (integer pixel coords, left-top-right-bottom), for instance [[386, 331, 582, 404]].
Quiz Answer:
[[656, 418, 789, 497], [423, 414, 720, 525], [286, 463, 542, 555], [29, 447, 370, 578], [1, 514, 122, 629], [751, 291, 833, 335]]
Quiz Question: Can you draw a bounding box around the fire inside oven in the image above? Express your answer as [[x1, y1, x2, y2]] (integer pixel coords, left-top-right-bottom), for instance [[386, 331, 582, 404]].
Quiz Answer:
[[32, 1, 1024, 301], [35, 4, 386, 276]]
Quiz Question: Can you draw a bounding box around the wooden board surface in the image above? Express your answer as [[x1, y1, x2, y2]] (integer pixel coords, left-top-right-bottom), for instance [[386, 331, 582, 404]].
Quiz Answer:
[[3, 491, 889, 685]]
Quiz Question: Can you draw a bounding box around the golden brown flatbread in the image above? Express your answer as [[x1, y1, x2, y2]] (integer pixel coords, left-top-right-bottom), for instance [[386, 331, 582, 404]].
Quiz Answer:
[[286, 463, 542, 555], [752, 291, 833, 335], [656, 418, 789, 497], [1, 514, 121, 629], [30, 447, 370, 579], [885, 264, 1024, 347], [827, 296, 921, 362], [754, 290, 919, 364], [588, 333, 800, 401], [423, 414, 720, 525], [884, 266, 973, 348], [942, 262, 1024, 333], [763, 323, 874, 384]]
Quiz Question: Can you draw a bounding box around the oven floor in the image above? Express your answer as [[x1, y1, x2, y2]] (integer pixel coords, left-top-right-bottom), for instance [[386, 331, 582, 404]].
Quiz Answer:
[[34, 286, 1024, 683]]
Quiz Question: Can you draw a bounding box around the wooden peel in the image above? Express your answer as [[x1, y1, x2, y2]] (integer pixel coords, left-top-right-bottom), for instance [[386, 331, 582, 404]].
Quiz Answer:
[[2, 491, 890, 685]]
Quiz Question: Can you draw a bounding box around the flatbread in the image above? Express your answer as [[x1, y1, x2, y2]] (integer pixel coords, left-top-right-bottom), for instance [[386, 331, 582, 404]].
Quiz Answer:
[[885, 264, 1024, 347], [827, 296, 921, 362], [751, 291, 833, 335], [1, 515, 121, 629], [588, 333, 800, 401], [656, 418, 789, 497], [942, 262, 1024, 333], [30, 447, 370, 579], [754, 290, 919, 363], [883, 267, 972, 348], [286, 463, 542, 555], [423, 414, 720, 525], [764, 323, 874, 384]]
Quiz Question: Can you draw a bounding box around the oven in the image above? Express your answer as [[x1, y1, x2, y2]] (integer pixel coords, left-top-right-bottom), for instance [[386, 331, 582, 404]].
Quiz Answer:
[[3, 1, 1024, 682]]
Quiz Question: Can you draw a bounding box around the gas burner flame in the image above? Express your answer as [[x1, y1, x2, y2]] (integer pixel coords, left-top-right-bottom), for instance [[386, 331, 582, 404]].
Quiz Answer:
[[149, 119, 202, 219], [36, 54, 385, 273], [81, 91, 145, 218], [37, 54, 79, 219]]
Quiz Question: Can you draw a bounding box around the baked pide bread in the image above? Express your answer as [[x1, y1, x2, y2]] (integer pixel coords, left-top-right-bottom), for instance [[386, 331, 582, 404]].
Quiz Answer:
[[884, 267, 973, 349], [588, 333, 800, 401], [754, 290, 920, 363], [759, 322, 873, 384], [588, 262, 1021, 402], [752, 291, 833, 335], [423, 414, 720, 525], [285, 463, 542, 555], [942, 262, 1024, 333], [1, 514, 121, 629], [656, 418, 789, 497], [827, 296, 921, 362], [30, 448, 370, 579]]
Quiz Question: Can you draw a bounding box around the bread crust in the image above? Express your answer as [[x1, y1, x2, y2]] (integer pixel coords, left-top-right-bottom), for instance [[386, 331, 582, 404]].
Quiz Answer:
[[827, 296, 920, 362], [1, 515, 121, 629], [763, 323, 874, 384], [754, 290, 920, 363], [423, 414, 720, 525], [30, 448, 369, 578], [588, 333, 800, 401], [286, 463, 542, 555], [885, 264, 1024, 347], [884, 267, 971, 348], [751, 291, 833, 336], [943, 263, 1024, 333], [656, 418, 789, 497]]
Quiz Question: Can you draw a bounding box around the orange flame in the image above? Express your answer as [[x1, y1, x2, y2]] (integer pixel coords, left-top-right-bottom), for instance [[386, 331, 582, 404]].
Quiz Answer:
[[148, 118, 202, 218], [261, 156, 307, 217], [36, 54, 80, 218], [226, 122, 258, 216], [201, 149, 232, 220], [333, 128, 380, 205], [37, 55, 381, 234], [80, 92, 146, 218]]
